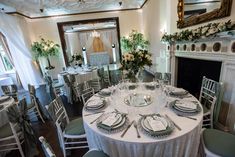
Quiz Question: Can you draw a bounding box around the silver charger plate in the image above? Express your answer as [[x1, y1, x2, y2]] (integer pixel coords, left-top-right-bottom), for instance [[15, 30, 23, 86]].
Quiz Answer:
[[138, 115, 174, 138], [96, 112, 129, 134], [84, 99, 107, 112], [169, 101, 201, 116], [124, 93, 152, 107]]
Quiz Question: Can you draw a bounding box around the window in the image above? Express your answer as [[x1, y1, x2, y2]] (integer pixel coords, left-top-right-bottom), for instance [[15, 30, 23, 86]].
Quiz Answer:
[[0, 35, 14, 73]]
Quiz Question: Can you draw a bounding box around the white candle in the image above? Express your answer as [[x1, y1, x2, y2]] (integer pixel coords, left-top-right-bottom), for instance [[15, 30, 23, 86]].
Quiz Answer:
[[82, 47, 88, 65], [112, 44, 116, 63]]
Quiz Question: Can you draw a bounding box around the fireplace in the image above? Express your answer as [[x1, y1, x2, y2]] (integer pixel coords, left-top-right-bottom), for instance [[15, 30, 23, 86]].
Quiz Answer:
[[177, 57, 222, 98]]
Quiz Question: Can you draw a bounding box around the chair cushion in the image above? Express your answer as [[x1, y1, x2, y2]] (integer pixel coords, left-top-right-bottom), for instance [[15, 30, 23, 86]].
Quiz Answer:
[[203, 129, 235, 157], [83, 150, 109, 157], [0, 123, 20, 138], [64, 117, 85, 135]]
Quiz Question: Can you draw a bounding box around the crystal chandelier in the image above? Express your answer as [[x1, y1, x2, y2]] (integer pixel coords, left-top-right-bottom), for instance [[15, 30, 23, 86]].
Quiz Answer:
[[91, 30, 100, 37]]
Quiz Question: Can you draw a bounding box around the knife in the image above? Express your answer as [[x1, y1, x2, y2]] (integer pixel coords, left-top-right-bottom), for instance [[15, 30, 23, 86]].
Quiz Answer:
[[177, 114, 197, 121], [84, 111, 104, 116], [121, 120, 134, 137], [165, 114, 182, 131]]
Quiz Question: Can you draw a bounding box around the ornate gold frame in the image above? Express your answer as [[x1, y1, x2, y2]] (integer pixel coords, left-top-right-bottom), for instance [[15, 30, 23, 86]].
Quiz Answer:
[[177, 0, 233, 28]]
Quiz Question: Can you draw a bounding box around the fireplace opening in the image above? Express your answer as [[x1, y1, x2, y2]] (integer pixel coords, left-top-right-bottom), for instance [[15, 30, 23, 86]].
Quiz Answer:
[[177, 57, 222, 98]]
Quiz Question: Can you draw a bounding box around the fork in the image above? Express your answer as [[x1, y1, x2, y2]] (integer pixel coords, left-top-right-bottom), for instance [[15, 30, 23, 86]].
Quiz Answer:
[[133, 121, 141, 138]]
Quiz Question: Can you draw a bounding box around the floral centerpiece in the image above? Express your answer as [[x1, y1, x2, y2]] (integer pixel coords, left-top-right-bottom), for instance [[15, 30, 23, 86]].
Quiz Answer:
[[69, 53, 83, 66], [161, 20, 235, 43], [31, 38, 60, 70], [120, 30, 152, 81]]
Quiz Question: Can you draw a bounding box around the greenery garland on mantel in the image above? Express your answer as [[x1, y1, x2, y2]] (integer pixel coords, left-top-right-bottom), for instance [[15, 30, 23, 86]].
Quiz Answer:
[[161, 20, 235, 44]]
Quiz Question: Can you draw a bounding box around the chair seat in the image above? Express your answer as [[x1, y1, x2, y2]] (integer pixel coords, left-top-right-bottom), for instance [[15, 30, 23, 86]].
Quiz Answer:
[[83, 150, 109, 157], [0, 123, 20, 139], [64, 117, 85, 136], [203, 129, 235, 157]]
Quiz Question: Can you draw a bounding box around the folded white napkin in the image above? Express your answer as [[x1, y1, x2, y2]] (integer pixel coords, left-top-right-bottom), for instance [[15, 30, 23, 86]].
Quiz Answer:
[[146, 117, 167, 132], [102, 113, 121, 127], [175, 100, 197, 110]]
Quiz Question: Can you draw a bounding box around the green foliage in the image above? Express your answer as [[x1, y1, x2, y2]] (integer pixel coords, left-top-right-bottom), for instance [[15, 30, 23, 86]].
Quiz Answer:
[[69, 53, 83, 63], [31, 38, 60, 59], [121, 30, 150, 53], [120, 50, 152, 79], [161, 20, 235, 43]]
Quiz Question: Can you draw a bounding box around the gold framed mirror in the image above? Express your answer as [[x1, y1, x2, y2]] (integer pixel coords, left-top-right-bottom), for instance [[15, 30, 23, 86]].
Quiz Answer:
[[177, 0, 233, 28]]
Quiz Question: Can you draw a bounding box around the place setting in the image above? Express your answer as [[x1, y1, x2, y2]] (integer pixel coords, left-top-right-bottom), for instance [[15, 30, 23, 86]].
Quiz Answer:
[[138, 113, 175, 138], [95, 110, 129, 134], [84, 96, 107, 112], [169, 99, 201, 117]]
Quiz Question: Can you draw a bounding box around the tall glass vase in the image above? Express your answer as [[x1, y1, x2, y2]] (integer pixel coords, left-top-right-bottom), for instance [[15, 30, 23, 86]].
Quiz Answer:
[[135, 68, 144, 82], [45, 57, 55, 70]]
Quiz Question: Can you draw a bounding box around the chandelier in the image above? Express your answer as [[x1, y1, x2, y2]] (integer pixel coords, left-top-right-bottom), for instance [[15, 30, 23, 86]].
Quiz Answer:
[[91, 30, 100, 38]]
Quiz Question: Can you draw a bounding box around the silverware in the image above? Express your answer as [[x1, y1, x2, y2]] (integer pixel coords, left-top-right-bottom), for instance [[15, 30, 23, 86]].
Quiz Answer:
[[121, 120, 134, 138], [133, 121, 141, 138], [84, 111, 104, 116], [177, 114, 197, 121], [90, 113, 105, 124], [165, 114, 182, 131]]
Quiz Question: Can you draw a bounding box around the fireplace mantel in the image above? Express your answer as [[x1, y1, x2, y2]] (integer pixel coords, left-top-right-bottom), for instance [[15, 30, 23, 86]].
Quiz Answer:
[[166, 37, 235, 133], [175, 51, 235, 62]]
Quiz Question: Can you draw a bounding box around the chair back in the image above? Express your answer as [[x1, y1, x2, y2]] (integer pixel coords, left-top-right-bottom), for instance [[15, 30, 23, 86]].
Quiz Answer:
[[154, 72, 163, 80], [163, 73, 171, 85], [81, 88, 95, 104], [1, 85, 11, 94], [88, 79, 101, 92], [1, 85, 18, 101], [11, 85, 18, 93], [46, 96, 69, 123], [46, 97, 69, 148], [28, 84, 36, 96], [63, 75, 71, 86], [39, 136, 56, 157], [199, 76, 222, 127]]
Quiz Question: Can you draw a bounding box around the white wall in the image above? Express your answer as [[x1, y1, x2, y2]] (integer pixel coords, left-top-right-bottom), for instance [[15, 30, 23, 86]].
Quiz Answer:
[[23, 10, 142, 77]]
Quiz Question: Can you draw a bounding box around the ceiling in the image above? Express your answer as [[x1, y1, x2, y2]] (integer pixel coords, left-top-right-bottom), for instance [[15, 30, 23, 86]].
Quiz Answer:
[[0, 0, 146, 18], [64, 21, 116, 33]]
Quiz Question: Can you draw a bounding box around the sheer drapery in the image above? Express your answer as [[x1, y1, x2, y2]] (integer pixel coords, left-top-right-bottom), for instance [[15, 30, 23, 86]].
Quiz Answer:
[[0, 33, 22, 85], [0, 13, 43, 90], [78, 29, 119, 62]]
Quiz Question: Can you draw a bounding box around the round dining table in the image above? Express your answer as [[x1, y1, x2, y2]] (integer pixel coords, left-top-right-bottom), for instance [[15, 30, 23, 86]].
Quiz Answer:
[[82, 83, 203, 157]]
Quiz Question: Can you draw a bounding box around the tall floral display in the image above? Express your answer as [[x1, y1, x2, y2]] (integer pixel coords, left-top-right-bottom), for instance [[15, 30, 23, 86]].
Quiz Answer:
[[120, 30, 152, 81], [31, 38, 60, 70]]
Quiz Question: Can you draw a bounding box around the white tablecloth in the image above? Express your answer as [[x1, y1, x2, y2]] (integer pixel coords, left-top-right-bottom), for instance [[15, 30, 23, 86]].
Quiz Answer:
[[58, 67, 99, 103], [83, 84, 203, 157]]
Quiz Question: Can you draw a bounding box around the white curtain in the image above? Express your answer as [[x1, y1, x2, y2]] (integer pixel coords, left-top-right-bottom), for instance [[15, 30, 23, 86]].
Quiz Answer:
[[0, 13, 43, 90], [78, 29, 119, 62]]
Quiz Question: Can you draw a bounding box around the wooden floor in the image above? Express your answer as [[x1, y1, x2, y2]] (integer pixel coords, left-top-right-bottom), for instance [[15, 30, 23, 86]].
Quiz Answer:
[[6, 71, 154, 157]]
